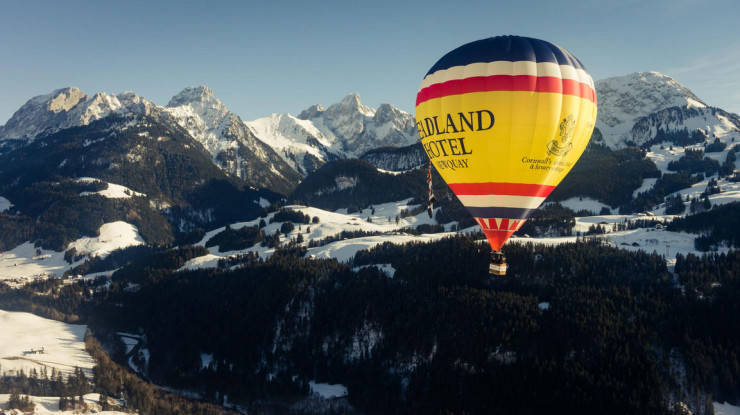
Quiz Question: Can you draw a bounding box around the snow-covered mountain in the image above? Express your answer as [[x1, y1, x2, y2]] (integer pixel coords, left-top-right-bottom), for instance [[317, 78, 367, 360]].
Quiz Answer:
[[594, 72, 740, 148], [297, 94, 418, 156], [247, 94, 419, 175], [0, 87, 159, 142], [246, 113, 338, 177], [0, 88, 419, 186], [164, 86, 301, 193], [0, 86, 300, 194]]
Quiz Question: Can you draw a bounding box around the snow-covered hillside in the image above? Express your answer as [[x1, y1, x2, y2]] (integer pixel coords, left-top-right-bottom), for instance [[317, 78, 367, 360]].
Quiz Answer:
[[0, 221, 145, 283], [0, 310, 131, 415], [0, 310, 94, 377], [181, 199, 450, 271]]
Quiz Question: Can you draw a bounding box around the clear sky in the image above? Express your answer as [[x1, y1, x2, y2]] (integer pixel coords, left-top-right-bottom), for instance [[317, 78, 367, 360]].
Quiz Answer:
[[1, 0, 739, 125]]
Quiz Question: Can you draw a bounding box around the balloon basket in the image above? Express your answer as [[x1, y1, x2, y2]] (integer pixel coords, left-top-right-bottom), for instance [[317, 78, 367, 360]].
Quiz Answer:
[[489, 251, 507, 276]]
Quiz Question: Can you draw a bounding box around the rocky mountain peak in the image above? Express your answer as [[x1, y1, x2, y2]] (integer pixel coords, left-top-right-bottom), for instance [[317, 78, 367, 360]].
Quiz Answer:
[[167, 86, 217, 107], [594, 72, 713, 148], [328, 93, 374, 118], [0, 87, 123, 141], [374, 103, 405, 124], [45, 87, 87, 113], [297, 104, 325, 120]]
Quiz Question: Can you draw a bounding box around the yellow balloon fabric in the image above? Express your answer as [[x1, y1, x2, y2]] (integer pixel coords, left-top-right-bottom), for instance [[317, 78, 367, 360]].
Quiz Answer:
[[416, 36, 597, 251]]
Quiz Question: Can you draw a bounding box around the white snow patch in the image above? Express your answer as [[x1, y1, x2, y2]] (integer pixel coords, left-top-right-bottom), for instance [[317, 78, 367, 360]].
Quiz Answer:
[[77, 177, 146, 199], [258, 197, 271, 208], [538, 302, 550, 311], [0, 196, 12, 212], [0, 310, 95, 377], [715, 402, 740, 415], [200, 353, 214, 370], [67, 221, 145, 258], [633, 178, 659, 198], [309, 381, 348, 399], [0, 243, 72, 281]]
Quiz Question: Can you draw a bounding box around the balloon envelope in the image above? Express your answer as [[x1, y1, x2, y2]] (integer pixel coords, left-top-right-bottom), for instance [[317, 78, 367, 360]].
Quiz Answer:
[[416, 35, 597, 251]]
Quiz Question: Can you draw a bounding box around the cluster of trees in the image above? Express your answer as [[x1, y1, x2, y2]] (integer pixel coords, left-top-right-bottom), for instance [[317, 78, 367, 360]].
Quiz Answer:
[[669, 202, 740, 250], [0, 367, 88, 399], [269, 208, 315, 224], [0, 367, 90, 413], [206, 224, 264, 252], [550, 143, 660, 210], [85, 332, 238, 415], [639, 127, 706, 148], [289, 159, 428, 212], [667, 149, 720, 176], [5, 391, 34, 412], [516, 203, 576, 237]]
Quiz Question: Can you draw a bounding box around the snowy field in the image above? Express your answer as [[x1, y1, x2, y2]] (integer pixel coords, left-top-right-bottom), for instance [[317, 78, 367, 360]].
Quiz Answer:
[[0, 310, 94, 378], [0, 221, 144, 282]]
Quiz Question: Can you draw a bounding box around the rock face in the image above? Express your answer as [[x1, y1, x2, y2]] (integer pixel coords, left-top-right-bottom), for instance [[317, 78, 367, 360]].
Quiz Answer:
[[298, 93, 418, 156], [593, 72, 724, 148]]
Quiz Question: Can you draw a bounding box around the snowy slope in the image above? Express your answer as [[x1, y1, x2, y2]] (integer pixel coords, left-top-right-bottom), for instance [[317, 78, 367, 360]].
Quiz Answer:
[[594, 72, 740, 148], [0, 221, 145, 282], [246, 113, 336, 176], [0, 310, 95, 377]]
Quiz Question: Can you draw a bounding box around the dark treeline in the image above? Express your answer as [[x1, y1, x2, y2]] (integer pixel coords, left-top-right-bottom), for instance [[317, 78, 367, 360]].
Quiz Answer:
[[669, 202, 740, 250], [0, 367, 89, 398], [3, 225, 739, 414], [39, 235, 732, 414], [85, 333, 239, 415]]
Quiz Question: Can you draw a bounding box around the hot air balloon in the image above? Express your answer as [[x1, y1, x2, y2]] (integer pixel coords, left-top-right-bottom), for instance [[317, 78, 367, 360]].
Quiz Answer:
[[415, 35, 597, 275]]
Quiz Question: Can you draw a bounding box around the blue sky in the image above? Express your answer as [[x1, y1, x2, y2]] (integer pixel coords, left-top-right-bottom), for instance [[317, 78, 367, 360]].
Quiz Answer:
[[1, 0, 739, 124]]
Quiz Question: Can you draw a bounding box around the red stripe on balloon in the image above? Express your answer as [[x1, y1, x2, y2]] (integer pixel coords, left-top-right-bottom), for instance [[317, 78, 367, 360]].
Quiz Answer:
[[448, 182, 555, 198], [416, 75, 596, 106]]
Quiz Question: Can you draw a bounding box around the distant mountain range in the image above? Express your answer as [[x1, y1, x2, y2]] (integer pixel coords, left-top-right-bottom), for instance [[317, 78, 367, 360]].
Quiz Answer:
[[1, 71, 739, 415], [0, 71, 738, 253], [0, 86, 419, 186]]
